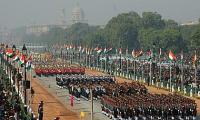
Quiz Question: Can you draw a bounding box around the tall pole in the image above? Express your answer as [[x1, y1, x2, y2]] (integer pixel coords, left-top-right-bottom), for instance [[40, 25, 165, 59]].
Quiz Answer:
[[134, 58, 136, 80], [90, 87, 93, 120], [150, 60, 152, 85], [169, 61, 172, 92], [96, 54, 99, 69], [181, 52, 183, 91], [159, 51, 161, 82], [194, 50, 197, 96], [100, 54, 103, 70], [24, 62, 27, 104], [195, 65, 197, 96], [120, 53, 122, 74], [105, 54, 107, 72]]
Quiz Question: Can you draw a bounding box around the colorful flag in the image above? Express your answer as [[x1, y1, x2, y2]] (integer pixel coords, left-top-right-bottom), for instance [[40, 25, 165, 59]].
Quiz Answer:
[[94, 46, 99, 51], [12, 51, 20, 62], [97, 48, 102, 54], [119, 48, 122, 55], [132, 50, 135, 58], [159, 48, 162, 56], [19, 54, 25, 65], [169, 50, 176, 61], [81, 48, 85, 53], [126, 48, 128, 55], [181, 51, 183, 60], [78, 46, 82, 52], [192, 51, 197, 67], [6, 48, 13, 57], [104, 47, 107, 53], [107, 48, 112, 52], [26, 55, 33, 70]]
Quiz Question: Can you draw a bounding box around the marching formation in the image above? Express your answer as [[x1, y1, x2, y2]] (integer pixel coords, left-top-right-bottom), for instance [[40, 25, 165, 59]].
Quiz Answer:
[[34, 59, 85, 76]]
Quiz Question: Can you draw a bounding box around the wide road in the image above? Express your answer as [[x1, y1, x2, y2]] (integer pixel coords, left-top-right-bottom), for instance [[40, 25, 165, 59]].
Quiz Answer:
[[30, 67, 200, 120], [31, 77, 78, 120]]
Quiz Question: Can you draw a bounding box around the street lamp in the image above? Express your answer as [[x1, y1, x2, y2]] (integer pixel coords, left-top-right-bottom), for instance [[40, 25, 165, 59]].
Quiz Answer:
[[22, 44, 28, 105], [11, 45, 16, 86]]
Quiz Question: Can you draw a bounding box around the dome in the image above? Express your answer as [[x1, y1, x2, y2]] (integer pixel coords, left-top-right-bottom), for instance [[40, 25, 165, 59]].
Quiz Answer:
[[71, 4, 85, 24]]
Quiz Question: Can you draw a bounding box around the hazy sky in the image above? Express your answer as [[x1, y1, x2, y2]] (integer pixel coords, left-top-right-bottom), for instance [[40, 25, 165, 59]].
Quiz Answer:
[[0, 0, 200, 28]]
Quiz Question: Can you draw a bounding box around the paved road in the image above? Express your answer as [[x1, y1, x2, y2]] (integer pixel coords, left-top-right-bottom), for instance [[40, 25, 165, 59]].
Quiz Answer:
[[31, 67, 200, 120], [38, 76, 109, 120], [30, 76, 79, 120]]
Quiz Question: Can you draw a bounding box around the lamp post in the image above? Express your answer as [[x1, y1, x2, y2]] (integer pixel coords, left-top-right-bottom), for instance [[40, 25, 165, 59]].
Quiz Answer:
[[11, 45, 16, 86], [5, 45, 8, 74], [22, 44, 28, 104]]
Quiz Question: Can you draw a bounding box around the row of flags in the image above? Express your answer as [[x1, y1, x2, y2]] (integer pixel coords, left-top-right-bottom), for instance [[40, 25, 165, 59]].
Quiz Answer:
[[59, 44, 198, 66], [2, 48, 33, 70]]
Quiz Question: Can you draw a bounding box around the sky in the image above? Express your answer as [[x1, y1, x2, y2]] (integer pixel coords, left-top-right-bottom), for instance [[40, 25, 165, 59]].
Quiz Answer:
[[0, 0, 200, 29]]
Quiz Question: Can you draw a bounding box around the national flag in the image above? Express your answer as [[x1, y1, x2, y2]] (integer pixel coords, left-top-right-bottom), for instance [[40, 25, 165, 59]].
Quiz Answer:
[[181, 51, 183, 60], [6, 48, 13, 57], [12, 51, 20, 62], [107, 48, 112, 52], [132, 50, 135, 58], [126, 48, 128, 55], [132, 50, 143, 58], [97, 48, 102, 54], [192, 51, 197, 67], [19, 54, 25, 65], [94, 46, 99, 51], [169, 50, 176, 61], [26, 55, 33, 70], [78, 46, 82, 52], [104, 47, 107, 53], [159, 48, 162, 56], [81, 48, 85, 53], [119, 48, 122, 55], [70, 45, 72, 49]]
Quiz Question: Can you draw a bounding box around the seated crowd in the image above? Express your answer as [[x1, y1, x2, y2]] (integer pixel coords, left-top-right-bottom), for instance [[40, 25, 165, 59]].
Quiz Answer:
[[0, 83, 21, 120]]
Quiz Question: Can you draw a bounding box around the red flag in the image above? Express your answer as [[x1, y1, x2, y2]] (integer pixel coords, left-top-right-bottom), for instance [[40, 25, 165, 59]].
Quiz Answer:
[[169, 50, 176, 61]]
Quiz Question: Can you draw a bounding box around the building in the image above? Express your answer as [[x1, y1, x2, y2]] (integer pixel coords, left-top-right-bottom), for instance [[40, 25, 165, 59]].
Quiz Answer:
[[71, 4, 87, 24]]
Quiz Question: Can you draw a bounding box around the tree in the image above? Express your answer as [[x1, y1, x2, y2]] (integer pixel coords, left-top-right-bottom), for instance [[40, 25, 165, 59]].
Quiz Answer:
[[191, 27, 200, 51], [142, 12, 165, 29]]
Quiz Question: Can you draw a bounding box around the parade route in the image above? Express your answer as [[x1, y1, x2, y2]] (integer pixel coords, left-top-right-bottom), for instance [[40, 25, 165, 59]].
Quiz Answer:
[[30, 77, 79, 120], [29, 67, 200, 120]]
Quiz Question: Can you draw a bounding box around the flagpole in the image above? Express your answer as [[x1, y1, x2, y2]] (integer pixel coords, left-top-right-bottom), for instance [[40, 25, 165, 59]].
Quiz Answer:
[[195, 50, 197, 96], [105, 54, 107, 72], [85, 52, 87, 67], [100, 54, 103, 71], [195, 64, 197, 96], [96, 54, 99, 69], [159, 50, 161, 87], [89, 52, 91, 68], [120, 51, 122, 75], [170, 60, 172, 92], [126, 49, 129, 77], [134, 58, 136, 80], [181, 52, 183, 91], [150, 58, 152, 85]]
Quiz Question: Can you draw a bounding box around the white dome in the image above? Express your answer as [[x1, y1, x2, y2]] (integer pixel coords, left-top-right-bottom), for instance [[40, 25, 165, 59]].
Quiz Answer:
[[71, 5, 85, 24]]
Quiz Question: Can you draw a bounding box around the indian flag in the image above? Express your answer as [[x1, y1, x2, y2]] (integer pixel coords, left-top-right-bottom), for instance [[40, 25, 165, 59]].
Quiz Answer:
[[13, 53, 19, 62], [119, 48, 122, 55], [104, 48, 107, 53], [6, 49, 13, 57], [169, 50, 176, 61], [19, 54, 25, 65], [97, 48, 102, 54]]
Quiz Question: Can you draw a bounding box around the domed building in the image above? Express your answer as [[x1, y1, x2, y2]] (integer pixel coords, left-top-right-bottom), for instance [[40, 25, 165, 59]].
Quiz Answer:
[[71, 4, 87, 24]]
